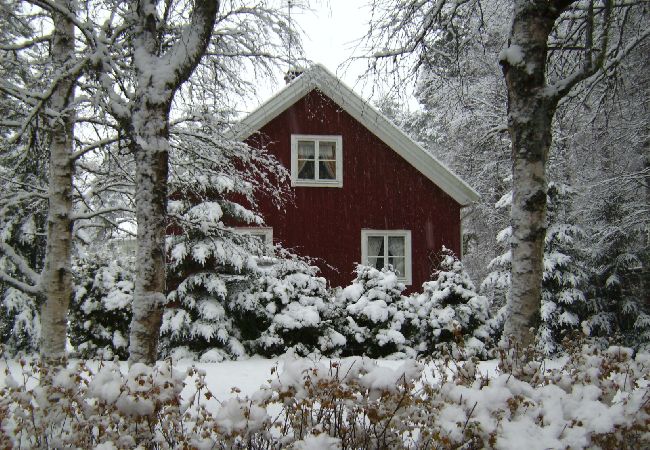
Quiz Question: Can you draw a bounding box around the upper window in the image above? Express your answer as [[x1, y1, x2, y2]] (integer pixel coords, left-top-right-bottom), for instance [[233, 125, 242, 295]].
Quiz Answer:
[[361, 230, 412, 285], [291, 135, 343, 187]]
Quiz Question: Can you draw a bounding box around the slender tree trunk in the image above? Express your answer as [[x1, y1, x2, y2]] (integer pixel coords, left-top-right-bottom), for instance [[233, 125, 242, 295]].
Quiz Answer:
[[128, 103, 171, 363], [40, 0, 75, 359], [501, 1, 559, 347]]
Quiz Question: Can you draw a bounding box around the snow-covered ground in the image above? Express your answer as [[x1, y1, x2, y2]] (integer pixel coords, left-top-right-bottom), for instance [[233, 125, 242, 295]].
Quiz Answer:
[[0, 354, 497, 400]]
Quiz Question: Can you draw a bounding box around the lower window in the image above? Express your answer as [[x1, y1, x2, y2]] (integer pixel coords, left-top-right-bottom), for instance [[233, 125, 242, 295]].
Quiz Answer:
[[361, 229, 412, 285], [235, 227, 273, 255]]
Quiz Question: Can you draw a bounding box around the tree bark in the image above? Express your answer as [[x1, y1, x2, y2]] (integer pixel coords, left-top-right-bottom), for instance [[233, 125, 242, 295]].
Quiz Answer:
[[128, 103, 170, 364], [501, 1, 559, 347], [127, 0, 219, 364], [39, 0, 76, 359]]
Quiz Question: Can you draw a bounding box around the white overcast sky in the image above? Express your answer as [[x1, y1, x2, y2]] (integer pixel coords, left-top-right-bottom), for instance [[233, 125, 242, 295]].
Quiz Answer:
[[293, 0, 370, 82], [244, 0, 377, 111]]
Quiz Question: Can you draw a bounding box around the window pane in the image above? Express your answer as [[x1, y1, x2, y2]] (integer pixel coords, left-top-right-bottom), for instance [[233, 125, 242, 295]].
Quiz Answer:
[[368, 257, 385, 270], [388, 256, 405, 276], [298, 141, 315, 159], [367, 236, 385, 257], [249, 232, 267, 244], [319, 161, 336, 180], [388, 236, 405, 257], [298, 160, 315, 179], [319, 141, 336, 160]]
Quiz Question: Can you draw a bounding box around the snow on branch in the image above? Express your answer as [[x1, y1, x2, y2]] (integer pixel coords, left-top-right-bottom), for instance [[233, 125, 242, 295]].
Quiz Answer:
[[0, 242, 41, 287], [70, 207, 134, 221], [137, 0, 218, 96]]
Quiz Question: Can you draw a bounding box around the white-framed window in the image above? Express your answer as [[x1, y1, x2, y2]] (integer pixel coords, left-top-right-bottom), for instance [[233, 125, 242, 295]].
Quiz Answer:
[[361, 230, 412, 285], [290, 134, 343, 187], [235, 227, 273, 254]]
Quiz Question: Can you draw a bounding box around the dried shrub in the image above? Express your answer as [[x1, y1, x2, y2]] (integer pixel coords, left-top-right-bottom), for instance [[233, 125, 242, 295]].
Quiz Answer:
[[0, 340, 648, 449]]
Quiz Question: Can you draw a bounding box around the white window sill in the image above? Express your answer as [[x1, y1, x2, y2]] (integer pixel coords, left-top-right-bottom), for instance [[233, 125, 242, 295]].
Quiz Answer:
[[291, 179, 343, 188]]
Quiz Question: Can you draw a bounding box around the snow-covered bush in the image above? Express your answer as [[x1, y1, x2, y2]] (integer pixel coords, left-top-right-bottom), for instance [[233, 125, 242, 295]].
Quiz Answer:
[[339, 264, 412, 358], [1, 339, 648, 449], [407, 247, 491, 358], [69, 250, 134, 360], [230, 258, 343, 357], [261, 355, 426, 448], [0, 357, 188, 448]]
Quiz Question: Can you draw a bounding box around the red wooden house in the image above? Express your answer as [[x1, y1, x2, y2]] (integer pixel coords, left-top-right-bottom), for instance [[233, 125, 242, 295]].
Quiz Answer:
[[233, 65, 479, 290]]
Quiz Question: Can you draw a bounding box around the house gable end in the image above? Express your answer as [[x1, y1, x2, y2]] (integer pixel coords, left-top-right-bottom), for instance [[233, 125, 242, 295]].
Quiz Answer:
[[233, 64, 480, 206]]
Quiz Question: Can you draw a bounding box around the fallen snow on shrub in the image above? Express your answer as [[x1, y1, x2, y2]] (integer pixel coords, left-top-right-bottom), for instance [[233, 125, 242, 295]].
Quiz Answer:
[[0, 342, 648, 448]]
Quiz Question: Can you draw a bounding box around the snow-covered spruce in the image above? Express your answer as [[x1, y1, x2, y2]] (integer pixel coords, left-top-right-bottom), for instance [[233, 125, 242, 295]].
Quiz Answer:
[[69, 251, 134, 360], [161, 205, 260, 363], [406, 247, 490, 358], [160, 130, 290, 362], [0, 288, 40, 355], [584, 188, 650, 351], [539, 183, 589, 354], [230, 258, 344, 357], [340, 265, 413, 358], [0, 205, 45, 355]]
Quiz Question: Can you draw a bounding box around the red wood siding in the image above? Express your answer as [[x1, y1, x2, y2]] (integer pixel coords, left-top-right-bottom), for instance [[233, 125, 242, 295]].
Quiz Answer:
[[247, 89, 461, 292]]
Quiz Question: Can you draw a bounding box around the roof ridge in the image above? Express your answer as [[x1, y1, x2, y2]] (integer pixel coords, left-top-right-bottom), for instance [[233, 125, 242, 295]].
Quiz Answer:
[[232, 63, 480, 206]]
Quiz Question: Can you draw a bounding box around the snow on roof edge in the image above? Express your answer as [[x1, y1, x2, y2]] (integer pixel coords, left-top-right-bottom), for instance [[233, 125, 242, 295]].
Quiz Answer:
[[231, 64, 480, 206]]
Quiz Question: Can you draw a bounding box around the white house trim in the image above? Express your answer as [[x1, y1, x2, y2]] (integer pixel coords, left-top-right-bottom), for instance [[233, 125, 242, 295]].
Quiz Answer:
[[290, 134, 343, 187], [231, 64, 480, 206], [360, 229, 412, 285]]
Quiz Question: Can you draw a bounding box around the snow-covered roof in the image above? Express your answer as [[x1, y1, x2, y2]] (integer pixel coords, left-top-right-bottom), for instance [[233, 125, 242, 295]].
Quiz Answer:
[[233, 64, 480, 206]]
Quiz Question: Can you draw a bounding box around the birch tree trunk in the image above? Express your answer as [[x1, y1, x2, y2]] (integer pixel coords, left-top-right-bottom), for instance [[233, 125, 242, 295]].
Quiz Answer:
[[500, 2, 562, 347], [129, 103, 171, 363], [127, 0, 219, 364], [39, 0, 76, 359]]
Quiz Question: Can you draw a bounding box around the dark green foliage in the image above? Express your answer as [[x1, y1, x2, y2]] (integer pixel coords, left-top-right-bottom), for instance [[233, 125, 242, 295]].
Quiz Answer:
[[231, 259, 344, 357], [407, 248, 491, 358], [584, 192, 650, 350], [69, 251, 133, 360], [340, 265, 411, 358]]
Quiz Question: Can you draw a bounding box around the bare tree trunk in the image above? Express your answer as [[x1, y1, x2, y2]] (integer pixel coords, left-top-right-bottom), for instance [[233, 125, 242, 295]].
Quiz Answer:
[[40, 0, 76, 359], [501, 1, 558, 347], [129, 104, 170, 364], [126, 0, 219, 364]]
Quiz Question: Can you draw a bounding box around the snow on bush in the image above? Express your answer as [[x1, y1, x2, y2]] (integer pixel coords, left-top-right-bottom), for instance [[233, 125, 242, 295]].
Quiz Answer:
[[230, 258, 344, 356], [2, 340, 647, 448], [406, 247, 491, 358], [69, 250, 134, 360], [339, 264, 413, 358]]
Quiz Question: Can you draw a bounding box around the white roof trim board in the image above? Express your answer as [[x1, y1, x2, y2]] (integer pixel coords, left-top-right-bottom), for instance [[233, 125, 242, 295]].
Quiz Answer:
[[233, 64, 480, 206]]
